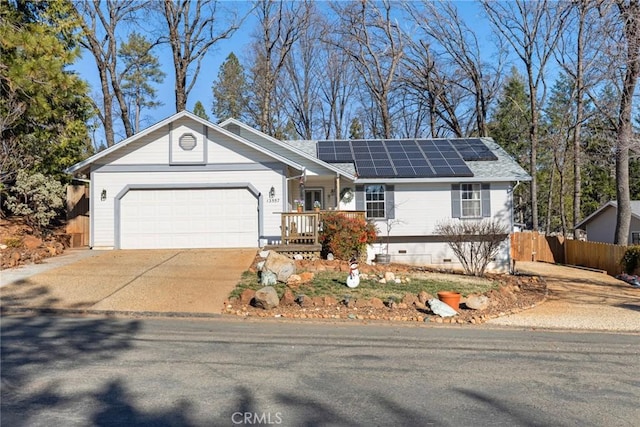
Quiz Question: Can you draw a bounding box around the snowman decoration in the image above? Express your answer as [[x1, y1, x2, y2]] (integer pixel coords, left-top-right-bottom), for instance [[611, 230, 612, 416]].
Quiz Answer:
[[346, 256, 360, 288]]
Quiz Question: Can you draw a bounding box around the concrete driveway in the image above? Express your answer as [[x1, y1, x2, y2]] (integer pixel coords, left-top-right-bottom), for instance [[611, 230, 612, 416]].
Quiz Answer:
[[0, 249, 256, 316], [488, 261, 640, 332]]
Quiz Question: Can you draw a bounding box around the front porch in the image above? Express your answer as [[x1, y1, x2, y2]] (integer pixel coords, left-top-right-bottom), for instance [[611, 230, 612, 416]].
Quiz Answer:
[[264, 210, 366, 259]]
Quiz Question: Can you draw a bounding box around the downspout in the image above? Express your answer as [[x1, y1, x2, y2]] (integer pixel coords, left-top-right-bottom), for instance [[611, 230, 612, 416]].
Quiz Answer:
[[509, 181, 521, 274]]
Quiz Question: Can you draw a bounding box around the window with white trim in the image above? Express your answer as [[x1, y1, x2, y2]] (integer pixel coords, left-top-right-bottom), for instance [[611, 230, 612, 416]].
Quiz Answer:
[[461, 183, 481, 218], [632, 232, 640, 245], [365, 184, 385, 219]]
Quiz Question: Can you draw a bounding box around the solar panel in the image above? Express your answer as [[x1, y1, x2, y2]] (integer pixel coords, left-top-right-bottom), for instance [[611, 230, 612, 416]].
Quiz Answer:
[[451, 138, 498, 161], [316, 138, 481, 178], [317, 141, 354, 162]]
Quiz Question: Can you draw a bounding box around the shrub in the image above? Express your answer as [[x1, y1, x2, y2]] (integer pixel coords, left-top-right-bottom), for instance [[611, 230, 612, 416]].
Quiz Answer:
[[435, 219, 509, 277], [621, 246, 640, 274], [4, 170, 65, 234], [319, 212, 378, 260]]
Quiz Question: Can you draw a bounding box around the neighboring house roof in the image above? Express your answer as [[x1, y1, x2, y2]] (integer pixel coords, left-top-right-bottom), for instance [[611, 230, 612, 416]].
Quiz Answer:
[[65, 111, 307, 175], [284, 137, 530, 184], [575, 201, 640, 229]]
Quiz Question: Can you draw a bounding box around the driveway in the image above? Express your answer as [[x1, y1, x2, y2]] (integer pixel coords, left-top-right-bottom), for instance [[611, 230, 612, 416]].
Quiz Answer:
[[0, 249, 256, 316], [488, 261, 640, 332]]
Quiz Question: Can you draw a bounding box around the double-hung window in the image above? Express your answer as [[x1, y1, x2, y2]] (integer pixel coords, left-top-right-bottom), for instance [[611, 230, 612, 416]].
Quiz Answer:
[[461, 183, 482, 218], [632, 232, 640, 245], [452, 183, 490, 218], [365, 184, 386, 219]]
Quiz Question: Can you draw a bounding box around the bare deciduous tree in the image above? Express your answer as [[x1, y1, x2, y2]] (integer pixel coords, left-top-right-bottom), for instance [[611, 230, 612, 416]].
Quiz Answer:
[[328, 0, 404, 139], [556, 0, 606, 233], [613, 0, 640, 244], [160, 0, 243, 112], [483, 0, 571, 231], [435, 219, 509, 277], [405, 1, 505, 137], [73, 0, 148, 146], [248, 0, 310, 136]]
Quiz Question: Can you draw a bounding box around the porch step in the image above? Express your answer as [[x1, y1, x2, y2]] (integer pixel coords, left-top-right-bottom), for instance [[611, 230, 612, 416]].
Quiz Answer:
[[264, 244, 322, 260]]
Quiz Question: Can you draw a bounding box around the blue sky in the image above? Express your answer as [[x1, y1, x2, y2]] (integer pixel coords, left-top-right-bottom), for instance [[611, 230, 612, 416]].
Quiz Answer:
[[72, 1, 493, 147]]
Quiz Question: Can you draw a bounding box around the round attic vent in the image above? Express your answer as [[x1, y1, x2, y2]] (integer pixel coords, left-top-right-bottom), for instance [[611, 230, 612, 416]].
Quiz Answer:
[[179, 133, 197, 151]]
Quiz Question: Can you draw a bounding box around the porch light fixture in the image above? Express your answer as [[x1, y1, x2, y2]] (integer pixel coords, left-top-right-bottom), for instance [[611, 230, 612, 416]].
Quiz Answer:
[[269, 186, 275, 198], [101, 189, 107, 201]]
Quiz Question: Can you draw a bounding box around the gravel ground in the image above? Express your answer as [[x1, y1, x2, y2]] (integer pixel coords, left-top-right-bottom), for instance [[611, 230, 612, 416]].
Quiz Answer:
[[487, 262, 640, 332]]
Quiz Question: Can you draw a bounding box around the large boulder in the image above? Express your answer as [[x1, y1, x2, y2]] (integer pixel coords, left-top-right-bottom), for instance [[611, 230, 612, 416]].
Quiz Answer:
[[263, 251, 296, 283], [253, 286, 279, 310], [465, 294, 490, 310], [428, 298, 458, 317]]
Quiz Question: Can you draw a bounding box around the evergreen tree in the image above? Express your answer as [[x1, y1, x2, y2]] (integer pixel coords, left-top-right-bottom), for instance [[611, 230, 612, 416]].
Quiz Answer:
[[349, 118, 364, 139], [0, 0, 93, 187], [212, 53, 248, 121], [192, 101, 209, 121], [118, 32, 165, 133], [488, 68, 531, 227]]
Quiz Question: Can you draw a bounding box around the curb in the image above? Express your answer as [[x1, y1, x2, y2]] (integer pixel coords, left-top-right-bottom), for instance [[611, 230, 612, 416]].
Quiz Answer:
[[0, 306, 223, 319]]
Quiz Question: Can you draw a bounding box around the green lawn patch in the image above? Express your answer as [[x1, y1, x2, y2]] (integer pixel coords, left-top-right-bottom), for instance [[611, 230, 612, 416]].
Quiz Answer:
[[231, 270, 500, 302]]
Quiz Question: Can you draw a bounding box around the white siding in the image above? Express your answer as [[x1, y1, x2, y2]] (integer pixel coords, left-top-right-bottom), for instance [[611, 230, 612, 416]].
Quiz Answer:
[[101, 127, 170, 165], [362, 182, 512, 273]]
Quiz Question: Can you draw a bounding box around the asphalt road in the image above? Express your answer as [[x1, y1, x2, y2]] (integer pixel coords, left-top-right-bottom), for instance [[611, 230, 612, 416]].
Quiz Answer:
[[1, 316, 639, 427]]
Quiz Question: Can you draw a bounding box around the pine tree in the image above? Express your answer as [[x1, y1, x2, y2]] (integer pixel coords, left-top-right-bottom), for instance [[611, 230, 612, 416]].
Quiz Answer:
[[488, 68, 531, 227], [1, 0, 93, 186], [118, 32, 165, 133], [192, 101, 209, 121], [212, 53, 248, 121]]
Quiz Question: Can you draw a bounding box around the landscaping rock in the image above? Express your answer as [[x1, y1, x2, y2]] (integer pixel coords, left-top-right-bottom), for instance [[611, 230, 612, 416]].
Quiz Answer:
[[323, 296, 338, 306], [465, 294, 490, 310], [418, 291, 433, 304], [384, 271, 395, 282], [264, 251, 296, 283], [240, 289, 256, 305], [253, 286, 279, 309], [370, 297, 385, 309], [428, 298, 457, 317], [23, 236, 43, 250], [280, 289, 296, 306], [286, 274, 302, 284], [261, 271, 277, 286], [402, 293, 418, 305], [299, 271, 315, 283]]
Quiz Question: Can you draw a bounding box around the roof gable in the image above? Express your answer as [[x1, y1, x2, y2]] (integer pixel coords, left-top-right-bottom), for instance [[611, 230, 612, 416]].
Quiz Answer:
[[218, 118, 356, 179], [575, 201, 640, 229], [66, 111, 305, 175]]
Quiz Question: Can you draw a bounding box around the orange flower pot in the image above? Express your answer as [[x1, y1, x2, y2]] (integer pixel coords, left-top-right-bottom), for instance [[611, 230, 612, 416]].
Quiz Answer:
[[437, 291, 461, 310]]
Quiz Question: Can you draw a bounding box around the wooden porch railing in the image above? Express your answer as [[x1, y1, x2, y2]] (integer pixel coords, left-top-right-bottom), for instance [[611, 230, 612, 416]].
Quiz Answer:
[[280, 210, 366, 245]]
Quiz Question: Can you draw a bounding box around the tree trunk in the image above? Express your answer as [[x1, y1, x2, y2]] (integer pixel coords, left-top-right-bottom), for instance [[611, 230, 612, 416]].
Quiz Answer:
[[614, 0, 640, 245], [527, 63, 539, 231]]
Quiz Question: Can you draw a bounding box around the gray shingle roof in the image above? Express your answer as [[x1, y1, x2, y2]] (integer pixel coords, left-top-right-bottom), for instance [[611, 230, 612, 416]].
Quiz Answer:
[[284, 137, 530, 182]]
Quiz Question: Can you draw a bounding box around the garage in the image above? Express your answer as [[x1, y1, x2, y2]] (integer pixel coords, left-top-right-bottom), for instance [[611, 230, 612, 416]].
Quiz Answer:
[[119, 187, 258, 249]]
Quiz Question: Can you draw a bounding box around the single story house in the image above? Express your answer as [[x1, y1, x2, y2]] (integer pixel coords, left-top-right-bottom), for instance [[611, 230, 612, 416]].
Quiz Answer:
[[65, 111, 530, 272], [575, 201, 640, 245]]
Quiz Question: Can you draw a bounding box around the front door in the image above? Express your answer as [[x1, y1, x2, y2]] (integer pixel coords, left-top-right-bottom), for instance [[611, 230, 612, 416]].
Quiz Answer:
[[305, 189, 323, 211]]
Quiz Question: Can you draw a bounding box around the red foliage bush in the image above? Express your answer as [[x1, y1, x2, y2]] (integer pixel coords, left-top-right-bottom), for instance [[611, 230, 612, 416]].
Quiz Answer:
[[319, 212, 378, 260]]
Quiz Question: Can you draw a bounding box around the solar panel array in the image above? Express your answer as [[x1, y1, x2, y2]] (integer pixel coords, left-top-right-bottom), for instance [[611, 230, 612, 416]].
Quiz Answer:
[[451, 138, 498, 161], [316, 138, 497, 178]]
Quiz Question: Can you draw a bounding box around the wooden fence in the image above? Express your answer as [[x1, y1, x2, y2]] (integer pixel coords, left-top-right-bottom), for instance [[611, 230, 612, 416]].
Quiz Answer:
[[511, 231, 627, 276], [510, 231, 565, 264], [66, 185, 89, 247], [565, 239, 627, 276]]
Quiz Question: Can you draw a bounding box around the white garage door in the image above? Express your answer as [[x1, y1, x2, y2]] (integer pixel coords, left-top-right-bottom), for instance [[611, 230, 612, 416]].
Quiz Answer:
[[120, 188, 258, 249]]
